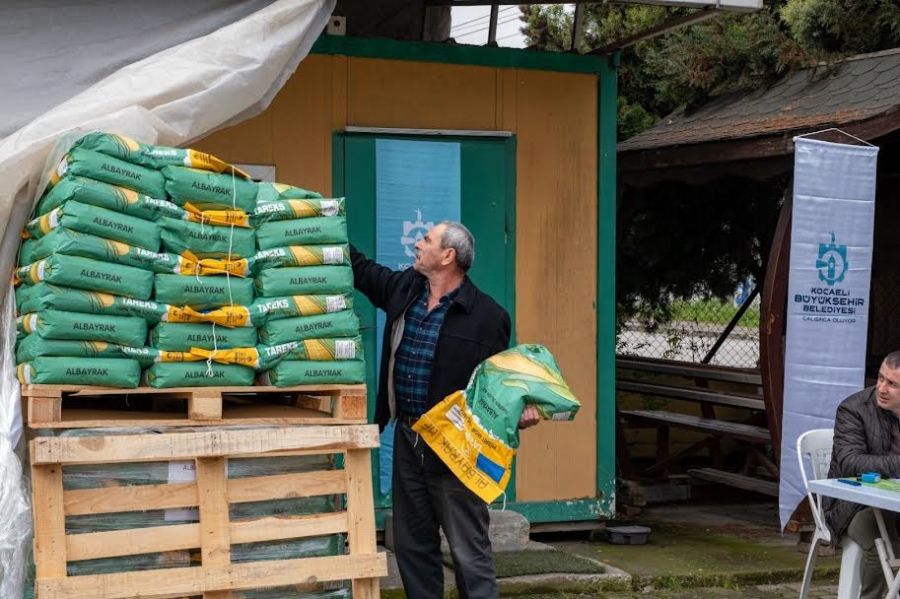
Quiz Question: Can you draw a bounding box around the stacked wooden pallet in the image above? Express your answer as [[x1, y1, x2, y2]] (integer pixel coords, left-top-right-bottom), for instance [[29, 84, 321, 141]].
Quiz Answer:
[[26, 383, 386, 599]]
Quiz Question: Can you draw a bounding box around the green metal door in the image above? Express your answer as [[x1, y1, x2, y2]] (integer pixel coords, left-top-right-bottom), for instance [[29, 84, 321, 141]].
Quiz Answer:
[[333, 132, 516, 523]]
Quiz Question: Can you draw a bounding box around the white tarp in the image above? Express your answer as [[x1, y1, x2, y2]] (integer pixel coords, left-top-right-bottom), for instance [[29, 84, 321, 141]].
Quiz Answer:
[[779, 137, 878, 530], [0, 1, 334, 595]]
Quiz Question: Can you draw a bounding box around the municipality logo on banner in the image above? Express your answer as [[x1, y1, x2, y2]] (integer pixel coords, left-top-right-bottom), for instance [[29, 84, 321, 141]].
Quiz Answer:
[[793, 230, 864, 324], [398, 209, 434, 269], [817, 231, 848, 286]]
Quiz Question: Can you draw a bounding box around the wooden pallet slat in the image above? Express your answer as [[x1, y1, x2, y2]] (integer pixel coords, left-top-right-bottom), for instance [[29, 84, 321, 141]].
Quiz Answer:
[[31, 425, 380, 465], [31, 464, 66, 579], [37, 554, 388, 599], [20, 383, 368, 428]]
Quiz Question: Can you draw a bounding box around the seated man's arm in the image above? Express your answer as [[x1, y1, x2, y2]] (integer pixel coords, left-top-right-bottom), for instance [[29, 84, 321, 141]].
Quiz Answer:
[[833, 402, 900, 478], [350, 244, 405, 312]]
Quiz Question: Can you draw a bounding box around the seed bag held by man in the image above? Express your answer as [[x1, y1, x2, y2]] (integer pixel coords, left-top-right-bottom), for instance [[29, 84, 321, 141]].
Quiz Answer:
[[412, 344, 580, 503]]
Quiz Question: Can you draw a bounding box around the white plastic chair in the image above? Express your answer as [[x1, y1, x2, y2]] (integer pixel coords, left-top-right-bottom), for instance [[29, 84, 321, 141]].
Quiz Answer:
[[797, 428, 862, 599]]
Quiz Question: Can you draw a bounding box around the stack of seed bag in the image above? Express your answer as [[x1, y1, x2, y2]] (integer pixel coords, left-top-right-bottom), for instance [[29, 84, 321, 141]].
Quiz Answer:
[[228, 181, 364, 386], [12, 132, 225, 388], [14, 131, 364, 389]]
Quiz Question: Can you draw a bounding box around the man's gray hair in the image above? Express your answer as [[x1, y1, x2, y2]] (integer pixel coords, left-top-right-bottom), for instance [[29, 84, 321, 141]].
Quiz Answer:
[[439, 221, 475, 272], [885, 351, 900, 370]]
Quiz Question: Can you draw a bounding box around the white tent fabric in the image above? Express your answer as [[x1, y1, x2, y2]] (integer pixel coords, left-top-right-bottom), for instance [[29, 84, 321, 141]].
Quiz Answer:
[[0, 1, 334, 595]]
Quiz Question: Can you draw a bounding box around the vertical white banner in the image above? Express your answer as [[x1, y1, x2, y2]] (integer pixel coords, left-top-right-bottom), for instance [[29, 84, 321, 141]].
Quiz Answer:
[[779, 138, 878, 530]]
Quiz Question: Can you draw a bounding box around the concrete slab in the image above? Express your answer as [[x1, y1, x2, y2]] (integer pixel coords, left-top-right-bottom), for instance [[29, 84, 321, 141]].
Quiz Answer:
[[384, 508, 531, 553]]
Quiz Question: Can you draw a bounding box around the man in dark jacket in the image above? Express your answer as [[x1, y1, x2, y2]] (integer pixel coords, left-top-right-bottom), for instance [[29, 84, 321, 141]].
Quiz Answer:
[[351, 221, 539, 599], [825, 351, 900, 599]]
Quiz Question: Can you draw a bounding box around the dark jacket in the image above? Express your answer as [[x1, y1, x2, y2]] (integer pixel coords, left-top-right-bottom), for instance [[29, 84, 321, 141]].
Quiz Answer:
[[824, 386, 900, 543], [350, 247, 511, 431]]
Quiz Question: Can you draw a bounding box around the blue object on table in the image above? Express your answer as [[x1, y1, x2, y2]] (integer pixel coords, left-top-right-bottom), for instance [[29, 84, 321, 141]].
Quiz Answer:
[[861, 472, 882, 484], [838, 478, 862, 486]]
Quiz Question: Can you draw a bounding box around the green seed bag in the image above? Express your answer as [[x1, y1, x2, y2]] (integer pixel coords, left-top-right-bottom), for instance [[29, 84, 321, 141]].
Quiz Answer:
[[15, 284, 203, 325], [255, 216, 348, 250], [251, 244, 350, 274], [16, 336, 149, 365], [256, 181, 323, 203], [17, 357, 141, 387], [19, 228, 193, 274], [162, 165, 258, 213], [256, 336, 364, 369], [50, 147, 167, 198], [15, 254, 154, 300], [259, 360, 366, 387], [36, 176, 182, 221], [258, 311, 359, 346], [159, 217, 255, 259], [411, 344, 580, 504], [154, 274, 254, 310], [251, 197, 344, 226], [151, 322, 258, 351], [251, 294, 354, 325], [17, 310, 148, 346], [254, 265, 354, 298], [24, 200, 161, 251], [144, 362, 255, 388], [192, 294, 354, 328], [73, 132, 249, 176]]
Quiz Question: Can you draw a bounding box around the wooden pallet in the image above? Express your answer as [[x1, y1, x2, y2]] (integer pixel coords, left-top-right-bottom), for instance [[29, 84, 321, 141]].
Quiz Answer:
[[22, 384, 367, 428], [30, 425, 386, 599]]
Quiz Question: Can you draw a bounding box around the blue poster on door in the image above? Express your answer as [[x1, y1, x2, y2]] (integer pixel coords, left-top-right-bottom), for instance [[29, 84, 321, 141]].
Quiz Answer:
[[374, 138, 461, 494]]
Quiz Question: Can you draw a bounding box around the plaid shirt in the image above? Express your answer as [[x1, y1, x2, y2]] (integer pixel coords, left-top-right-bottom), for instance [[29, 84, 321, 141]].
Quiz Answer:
[[393, 284, 460, 416]]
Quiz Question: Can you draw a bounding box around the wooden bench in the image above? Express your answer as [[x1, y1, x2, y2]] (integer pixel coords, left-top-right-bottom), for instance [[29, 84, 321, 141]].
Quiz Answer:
[[617, 356, 777, 496]]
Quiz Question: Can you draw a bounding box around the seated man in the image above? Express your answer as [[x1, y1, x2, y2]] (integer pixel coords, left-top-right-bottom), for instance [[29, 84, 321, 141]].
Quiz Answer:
[[825, 350, 900, 599]]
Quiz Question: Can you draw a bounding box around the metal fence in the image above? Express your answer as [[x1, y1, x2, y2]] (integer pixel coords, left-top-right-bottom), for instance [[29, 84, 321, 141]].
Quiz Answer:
[[616, 295, 761, 369]]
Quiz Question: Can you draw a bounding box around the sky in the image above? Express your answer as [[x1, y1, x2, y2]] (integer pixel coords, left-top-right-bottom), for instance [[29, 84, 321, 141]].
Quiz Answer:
[[449, 6, 528, 48]]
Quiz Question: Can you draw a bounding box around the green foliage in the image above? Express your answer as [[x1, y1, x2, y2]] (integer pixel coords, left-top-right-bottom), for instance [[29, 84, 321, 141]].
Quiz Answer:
[[617, 176, 784, 325], [518, 1, 900, 323], [781, 0, 900, 54]]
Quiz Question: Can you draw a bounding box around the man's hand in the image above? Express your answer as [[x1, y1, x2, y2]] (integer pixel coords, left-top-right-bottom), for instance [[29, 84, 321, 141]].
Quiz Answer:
[[518, 405, 541, 430]]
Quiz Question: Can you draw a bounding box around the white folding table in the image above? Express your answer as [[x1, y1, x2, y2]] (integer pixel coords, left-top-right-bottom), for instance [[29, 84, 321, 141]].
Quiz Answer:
[[808, 478, 900, 598]]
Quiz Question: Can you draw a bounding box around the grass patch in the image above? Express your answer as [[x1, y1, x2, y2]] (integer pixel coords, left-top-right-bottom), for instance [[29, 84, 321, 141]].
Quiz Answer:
[[443, 549, 605, 578], [667, 298, 760, 327], [555, 522, 840, 590]]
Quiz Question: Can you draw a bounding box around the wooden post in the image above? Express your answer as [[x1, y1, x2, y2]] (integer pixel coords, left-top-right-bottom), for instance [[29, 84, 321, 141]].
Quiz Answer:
[[344, 448, 379, 599]]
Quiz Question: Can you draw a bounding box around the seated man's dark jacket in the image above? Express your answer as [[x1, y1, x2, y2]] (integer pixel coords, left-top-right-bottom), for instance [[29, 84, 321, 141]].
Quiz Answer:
[[825, 386, 900, 543], [350, 246, 511, 431]]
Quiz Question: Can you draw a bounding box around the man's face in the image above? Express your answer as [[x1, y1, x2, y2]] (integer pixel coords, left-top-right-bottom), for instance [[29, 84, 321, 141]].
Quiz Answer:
[[413, 224, 452, 275], [876, 362, 900, 414]]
